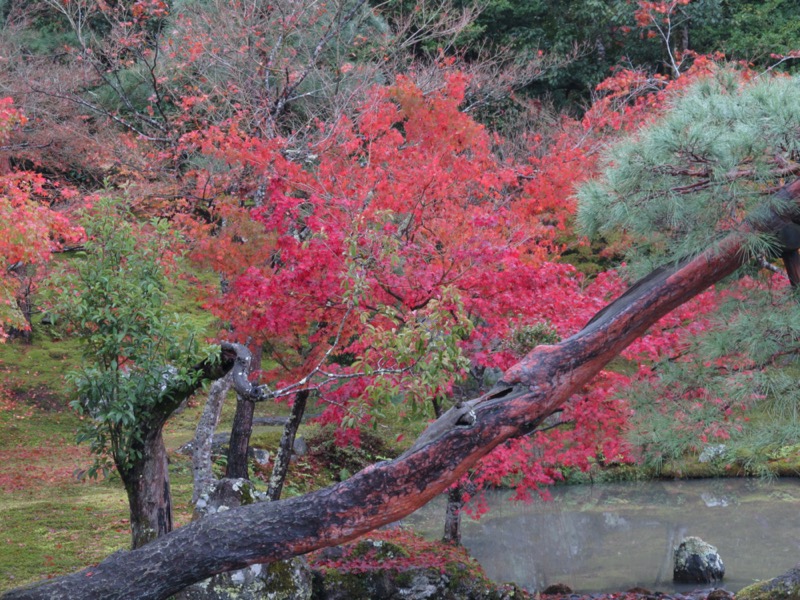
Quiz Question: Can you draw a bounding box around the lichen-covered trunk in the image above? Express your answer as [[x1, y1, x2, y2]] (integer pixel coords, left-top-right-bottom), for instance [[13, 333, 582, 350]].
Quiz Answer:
[[192, 374, 232, 503], [6, 180, 800, 600], [119, 426, 173, 549], [226, 346, 261, 480], [267, 389, 309, 501]]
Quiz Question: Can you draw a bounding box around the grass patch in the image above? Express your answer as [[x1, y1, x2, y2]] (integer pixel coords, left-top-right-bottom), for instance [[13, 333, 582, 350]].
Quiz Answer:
[[0, 397, 125, 590], [0, 333, 80, 404], [0, 400, 203, 591], [0, 483, 130, 590]]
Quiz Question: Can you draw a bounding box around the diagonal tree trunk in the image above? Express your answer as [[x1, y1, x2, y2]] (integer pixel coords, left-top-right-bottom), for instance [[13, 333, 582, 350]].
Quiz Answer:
[[5, 181, 800, 600]]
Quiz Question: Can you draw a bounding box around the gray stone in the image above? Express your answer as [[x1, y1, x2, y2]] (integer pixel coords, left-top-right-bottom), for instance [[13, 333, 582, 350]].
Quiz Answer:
[[311, 551, 524, 600], [673, 536, 725, 584], [293, 436, 308, 457], [481, 367, 504, 389], [249, 448, 270, 466], [175, 557, 312, 600], [192, 478, 264, 520], [736, 562, 800, 600], [698, 444, 727, 463]]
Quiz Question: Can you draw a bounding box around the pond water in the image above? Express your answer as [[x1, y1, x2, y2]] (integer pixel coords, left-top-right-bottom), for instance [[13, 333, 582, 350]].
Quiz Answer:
[[402, 479, 800, 594]]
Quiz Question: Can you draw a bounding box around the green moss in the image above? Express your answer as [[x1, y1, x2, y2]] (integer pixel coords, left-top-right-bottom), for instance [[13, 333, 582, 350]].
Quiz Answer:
[[351, 539, 410, 561], [0, 482, 129, 590], [249, 428, 286, 451], [315, 568, 373, 598], [0, 333, 82, 403], [261, 558, 310, 598], [737, 580, 800, 600]]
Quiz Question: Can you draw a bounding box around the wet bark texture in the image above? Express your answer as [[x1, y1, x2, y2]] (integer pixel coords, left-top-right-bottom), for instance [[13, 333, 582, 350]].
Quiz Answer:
[[114, 345, 247, 548], [433, 397, 467, 545], [225, 394, 255, 479], [442, 484, 465, 545], [5, 180, 800, 600]]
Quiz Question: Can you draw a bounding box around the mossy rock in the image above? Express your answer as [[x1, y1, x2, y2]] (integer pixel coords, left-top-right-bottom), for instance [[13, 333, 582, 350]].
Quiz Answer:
[[737, 564, 800, 600], [351, 539, 410, 561], [311, 565, 525, 600], [175, 557, 312, 600]]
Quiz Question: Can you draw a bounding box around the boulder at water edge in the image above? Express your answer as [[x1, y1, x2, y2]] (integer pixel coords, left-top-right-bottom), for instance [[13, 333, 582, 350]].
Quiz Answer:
[[673, 536, 725, 584]]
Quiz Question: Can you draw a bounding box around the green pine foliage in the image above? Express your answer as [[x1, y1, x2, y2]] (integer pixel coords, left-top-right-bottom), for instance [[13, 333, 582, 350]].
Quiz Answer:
[[578, 71, 800, 473], [625, 283, 800, 474], [578, 71, 800, 276]]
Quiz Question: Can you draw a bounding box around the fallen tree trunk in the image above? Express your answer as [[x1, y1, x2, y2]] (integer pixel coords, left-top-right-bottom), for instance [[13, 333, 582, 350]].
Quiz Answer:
[[5, 181, 800, 600]]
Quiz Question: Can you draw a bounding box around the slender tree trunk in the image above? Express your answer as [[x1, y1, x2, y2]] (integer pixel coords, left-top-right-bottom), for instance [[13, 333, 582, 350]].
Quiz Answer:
[[226, 347, 261, 479], [432, 396, 465, 545], [442, 484, 465, 545], [226, 394, 255, 479], [192, 374, 233, 503], [118, 424, 173, 549], [782, 250, 800, 286], [267, 389, 310, 501]]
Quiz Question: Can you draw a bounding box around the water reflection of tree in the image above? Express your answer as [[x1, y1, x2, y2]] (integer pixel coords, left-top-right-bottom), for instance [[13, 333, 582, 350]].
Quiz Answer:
[[655, 523, 687, 587]]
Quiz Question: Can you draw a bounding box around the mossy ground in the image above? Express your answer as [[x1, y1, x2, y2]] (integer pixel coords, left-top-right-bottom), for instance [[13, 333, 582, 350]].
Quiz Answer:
[[0, 353, 129, 591]]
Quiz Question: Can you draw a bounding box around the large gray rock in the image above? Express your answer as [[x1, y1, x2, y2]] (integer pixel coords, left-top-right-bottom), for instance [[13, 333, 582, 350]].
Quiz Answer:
[[312, 566, 523, 600], [698, 444, 727, 463], [293, 436, 308, 458], [673, 536, 725, 583], [177, 479, 313, 600]]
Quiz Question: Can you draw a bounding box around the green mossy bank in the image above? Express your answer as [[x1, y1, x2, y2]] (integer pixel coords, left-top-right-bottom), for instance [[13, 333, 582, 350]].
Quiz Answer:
[[737, 564, 800, 600]]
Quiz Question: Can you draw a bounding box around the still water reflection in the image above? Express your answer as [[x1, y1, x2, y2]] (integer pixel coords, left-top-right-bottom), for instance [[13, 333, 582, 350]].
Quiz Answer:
[[402, 479, 800, 594]]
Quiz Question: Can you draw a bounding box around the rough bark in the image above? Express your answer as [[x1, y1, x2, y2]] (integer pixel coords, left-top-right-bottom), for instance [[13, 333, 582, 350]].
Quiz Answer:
[[226, 346, 261, 479], [5, 181, 800, 600], [192, 374, 233, 504], [782, 250, 800, 287], [113, 347, 244, 548], [433, 396, 466, 545], [225, 394, 256, 479], [120, 423, 173, 549], [442, 484, 465, 545], [267, 389, 310, 501]]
